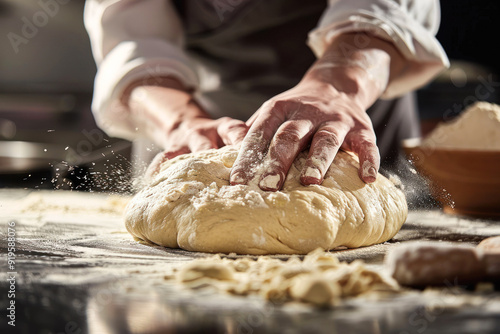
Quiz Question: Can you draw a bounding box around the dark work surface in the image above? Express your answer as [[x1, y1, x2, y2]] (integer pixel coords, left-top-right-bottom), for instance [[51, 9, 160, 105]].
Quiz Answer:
[[1, 189, 500, 334]]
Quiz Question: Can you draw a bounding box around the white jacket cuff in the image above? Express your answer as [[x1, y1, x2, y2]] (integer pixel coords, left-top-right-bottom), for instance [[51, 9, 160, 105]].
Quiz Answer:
[[307, 0, 450, 99], [92, 39, 199, 141]]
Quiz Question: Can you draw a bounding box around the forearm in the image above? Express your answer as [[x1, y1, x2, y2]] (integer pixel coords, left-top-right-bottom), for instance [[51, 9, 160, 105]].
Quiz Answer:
[[304, 32, 407, 108], [230, 33, 406, 189]]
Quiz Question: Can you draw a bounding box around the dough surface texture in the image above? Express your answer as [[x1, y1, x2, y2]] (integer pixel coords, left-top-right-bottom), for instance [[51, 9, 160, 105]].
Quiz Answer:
[[125, 146, 407, 255]]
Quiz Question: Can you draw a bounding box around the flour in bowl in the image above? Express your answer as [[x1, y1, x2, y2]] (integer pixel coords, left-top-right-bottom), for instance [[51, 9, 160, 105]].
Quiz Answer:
[[421, 101, 500, 150]]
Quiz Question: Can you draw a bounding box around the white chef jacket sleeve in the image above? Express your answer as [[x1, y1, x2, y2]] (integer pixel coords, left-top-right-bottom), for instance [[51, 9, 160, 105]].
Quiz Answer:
[[84, 0, 199, 140], [307, 0, 450, 99]]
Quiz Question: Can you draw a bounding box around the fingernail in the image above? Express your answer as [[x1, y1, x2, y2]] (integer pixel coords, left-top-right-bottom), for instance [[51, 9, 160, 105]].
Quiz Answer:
[[230, 171, 245, 185], [303, 167, 322, 181], [368, 167, 377, 178], [361, 161, 377, 179], [259, 173, 281, 190]]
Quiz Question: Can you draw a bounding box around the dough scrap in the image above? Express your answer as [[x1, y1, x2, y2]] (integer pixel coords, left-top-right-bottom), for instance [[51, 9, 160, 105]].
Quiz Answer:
[[385, 241, 485, 287], [173, 248, 399, 307], [125, 146, 407, 255]]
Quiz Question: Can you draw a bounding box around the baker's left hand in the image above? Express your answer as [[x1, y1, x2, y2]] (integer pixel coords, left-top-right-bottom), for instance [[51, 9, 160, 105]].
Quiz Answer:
[[230, 33, 403, 191]]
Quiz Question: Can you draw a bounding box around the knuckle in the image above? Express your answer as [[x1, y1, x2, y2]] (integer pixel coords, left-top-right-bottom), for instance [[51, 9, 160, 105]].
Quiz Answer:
[[274, 127, 303, 143], [266, 99, 301, 112], [315, 129, 342, 148], [272, 100, 287, 109], [292, 99, 323, 116], [359, 136, 377, 149], [302, 102, 321, 114], [330, 112, 353, 125], [351, 129, 376, 145], [261, 99, 280, 111], [357, 137, 375, 148], [354, 117, 375, 131], [227, 121, 247, 132]]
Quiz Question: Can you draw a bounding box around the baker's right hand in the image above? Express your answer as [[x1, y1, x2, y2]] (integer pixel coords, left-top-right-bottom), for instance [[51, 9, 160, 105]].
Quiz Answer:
[[127, 84, 248, 159]]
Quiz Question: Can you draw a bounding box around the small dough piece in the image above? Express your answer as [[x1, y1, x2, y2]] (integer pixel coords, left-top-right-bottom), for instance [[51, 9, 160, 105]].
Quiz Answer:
[[178, 261, 234, 283], [171, 248, 399, 307], [288, 275, 342, 307], [125, 146, 407, 255], [386, 241, 486, 287]]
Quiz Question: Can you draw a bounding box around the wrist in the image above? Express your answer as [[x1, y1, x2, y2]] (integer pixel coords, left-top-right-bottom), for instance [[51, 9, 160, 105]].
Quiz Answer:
[[305, 32, 402, 107], [122, 76, 193, 107], [304, 62, 387, 109], [128, 85, 209, 147]]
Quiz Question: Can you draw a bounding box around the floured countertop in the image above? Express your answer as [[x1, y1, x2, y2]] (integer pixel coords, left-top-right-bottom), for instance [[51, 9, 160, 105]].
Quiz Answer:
[[1, 189, 500, 334]]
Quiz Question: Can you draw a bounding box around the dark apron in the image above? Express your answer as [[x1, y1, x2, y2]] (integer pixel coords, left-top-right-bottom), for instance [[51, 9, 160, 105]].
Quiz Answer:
[[173, 0, 420, 167]]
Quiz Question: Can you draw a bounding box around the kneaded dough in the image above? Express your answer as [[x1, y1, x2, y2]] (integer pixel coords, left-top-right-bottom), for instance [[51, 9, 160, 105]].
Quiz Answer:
[[125, 146, 407, 255]]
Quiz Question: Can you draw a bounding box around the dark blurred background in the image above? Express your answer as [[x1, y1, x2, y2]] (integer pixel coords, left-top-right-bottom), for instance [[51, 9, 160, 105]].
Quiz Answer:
[[0, 0, 499, 190], [420, 0, 500, 134], [0, 0, 131, 191]]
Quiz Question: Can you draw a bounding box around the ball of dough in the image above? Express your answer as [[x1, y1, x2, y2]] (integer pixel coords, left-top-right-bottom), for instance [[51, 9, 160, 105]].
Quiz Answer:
[[125, 146, 407, 255]]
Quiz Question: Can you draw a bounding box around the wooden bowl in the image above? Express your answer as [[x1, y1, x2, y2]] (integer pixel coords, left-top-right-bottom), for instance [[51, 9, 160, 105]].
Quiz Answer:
[[402, 138, 500, 218]]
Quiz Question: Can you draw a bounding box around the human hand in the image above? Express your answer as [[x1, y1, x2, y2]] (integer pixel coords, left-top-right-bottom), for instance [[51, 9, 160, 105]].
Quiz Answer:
[[229, 72, 380, 191], [126, 83, 248, 178], [145, 115, 248, 179], [128, 84, 248, 158], [230, 33, 403, 191]]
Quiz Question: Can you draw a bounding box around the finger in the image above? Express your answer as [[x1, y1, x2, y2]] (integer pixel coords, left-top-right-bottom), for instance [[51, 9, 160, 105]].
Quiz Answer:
[[344, 129, 380, 183], [216, 117, 249, 146], [300, 121, 349, 186], [230, 104, 285, 185], [258, 119, 314, 191]]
